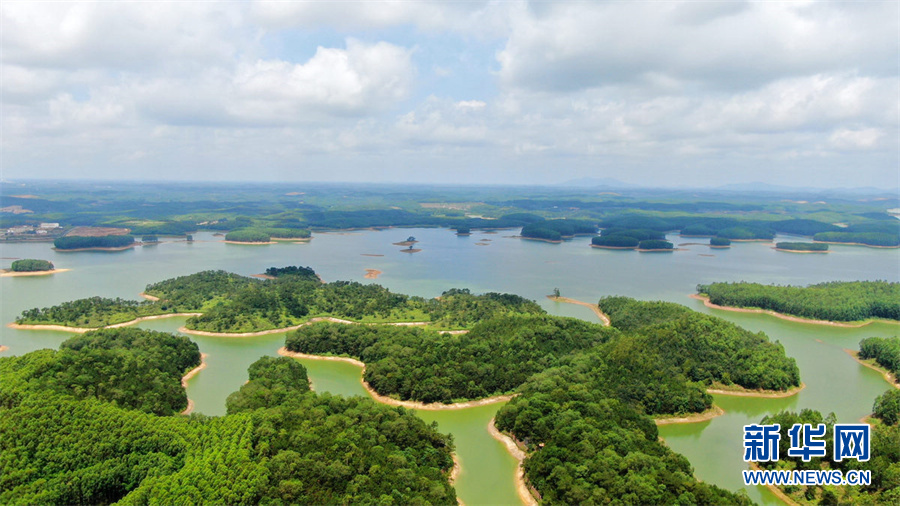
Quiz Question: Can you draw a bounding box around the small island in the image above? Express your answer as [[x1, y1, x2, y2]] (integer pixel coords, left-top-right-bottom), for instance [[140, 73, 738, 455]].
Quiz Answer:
[[520, 219, 598, 243], [774, 241, 828, 253], [709, 237, 731, 248], [53, 235, 136, 252], [1, 259, 70, 277], [224, 229, 274, 244], [637, 239, 674, 252]]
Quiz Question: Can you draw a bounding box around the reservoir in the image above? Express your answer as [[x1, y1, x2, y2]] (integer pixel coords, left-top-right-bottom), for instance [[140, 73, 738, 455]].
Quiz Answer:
[[2, 228, 898, 504]]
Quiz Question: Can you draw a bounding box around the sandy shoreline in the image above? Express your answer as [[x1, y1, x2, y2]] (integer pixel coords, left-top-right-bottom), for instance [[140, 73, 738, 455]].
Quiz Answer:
[[654, 404, 725, 425], [590, 245, 637, 250], [400, 248, 422, 253], [706, 382, 805, 398], [0, 345, 8, 353], [180, 352, 209, 415], [0, 268, 71, 277], [271, 237, 311, 242], [10, 312, 203, 333], [518, 236, 563, 244], [690, 294, 899, 328], [487, 418, 539, 506], [813, 241, 900, 249], [845, 349, 899, 388], [546, 295, 610, 325], [223, 240, 276, 245], [139, 292, 160, 301], [364, 269, 382, 279]]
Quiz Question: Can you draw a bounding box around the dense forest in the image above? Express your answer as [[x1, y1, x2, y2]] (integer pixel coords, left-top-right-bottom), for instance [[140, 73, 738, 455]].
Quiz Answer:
[[0, 328, 199, 415], [53, 235, 135, 250], [638, 239, 674, 250], [710, 237, 732, 246], [775, 242, 828, 251], [591, 235, 639, 248], [598, 296, 800, 391], [224, 229, 271, 242], [699, 281, 900, 322], [520, 219, 598, 241], [9, 259, 54, 271], [0, 330, 457, 505], [286, 315, 614, 403], [263, 265, 319, 280], [859, 337, 900, 382], [264, 227, 311, 239]]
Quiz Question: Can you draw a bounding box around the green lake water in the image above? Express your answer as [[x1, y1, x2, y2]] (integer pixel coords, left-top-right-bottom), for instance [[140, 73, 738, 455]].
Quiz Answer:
[[2, 229, 898, 505]]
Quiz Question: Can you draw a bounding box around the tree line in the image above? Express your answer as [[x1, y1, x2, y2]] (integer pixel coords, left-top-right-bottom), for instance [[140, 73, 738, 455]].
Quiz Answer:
[[10, 259, 54, 271], [54, 235, 135, 250], [699, 281, 900, 322]]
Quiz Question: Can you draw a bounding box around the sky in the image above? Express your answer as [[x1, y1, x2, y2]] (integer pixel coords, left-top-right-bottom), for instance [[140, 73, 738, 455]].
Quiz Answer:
[[2, 1, 898, 188]]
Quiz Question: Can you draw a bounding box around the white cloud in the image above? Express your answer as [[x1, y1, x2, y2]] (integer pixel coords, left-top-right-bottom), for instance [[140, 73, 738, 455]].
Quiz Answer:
[[829, 128, 884, 150]]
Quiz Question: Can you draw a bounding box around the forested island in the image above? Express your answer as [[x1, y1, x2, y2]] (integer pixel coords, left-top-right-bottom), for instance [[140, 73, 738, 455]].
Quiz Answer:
[[9, 259, 54, 271], [223, 229, 273, 243], [0, 328, 457, 504], [519, 219, 598, 242], [53, 234, 135, 251], [697, 281, 900, 323], [775, 242, 828, 252], [858, 337, 900, 384]]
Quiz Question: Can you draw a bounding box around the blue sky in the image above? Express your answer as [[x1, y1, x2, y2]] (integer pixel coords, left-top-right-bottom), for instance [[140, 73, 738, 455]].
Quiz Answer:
[[2, 1, 898, 188]]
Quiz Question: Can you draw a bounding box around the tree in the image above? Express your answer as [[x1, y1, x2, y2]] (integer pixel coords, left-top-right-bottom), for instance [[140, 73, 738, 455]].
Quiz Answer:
[[553, 288, 561, 298]]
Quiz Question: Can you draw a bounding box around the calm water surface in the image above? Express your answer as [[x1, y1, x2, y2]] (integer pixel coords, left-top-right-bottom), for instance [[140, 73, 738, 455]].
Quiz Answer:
[[2, 229, 898, 505]]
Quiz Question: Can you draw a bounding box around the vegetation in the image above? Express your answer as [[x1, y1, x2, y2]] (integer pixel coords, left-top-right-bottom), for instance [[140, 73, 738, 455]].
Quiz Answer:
[[264, 227, 311, 239], [874, 389, 900, 425], [598, 297, 800, 391], [591, 235, 639, 248], [715, 226, 775, 240], [521, 219, 598, 241], [813, 222, 900, 247], [17, 296, 164, 327], [601, 228, 666, 241], [224, 229, 271, 243], [0, 332, 457, 505], [776, 241, 828, 251], [455, 226, 470, 234], [0, 328, 199, 415], [859, 337, 900, 381], [699, 281, 900, 322], [141, 235, 159, 243], [263, 265, 319, 280], [638, 239, 674, 250], [54, 235, 135, 250], [287, 315, 613, 403], [710, 237, 731, 246], [10, 259, 54, 271], [681, 224, 716, 236]]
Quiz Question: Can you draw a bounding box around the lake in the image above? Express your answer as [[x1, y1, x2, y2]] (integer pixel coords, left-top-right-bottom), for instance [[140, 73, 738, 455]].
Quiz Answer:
[[2, 228, 898, 504]]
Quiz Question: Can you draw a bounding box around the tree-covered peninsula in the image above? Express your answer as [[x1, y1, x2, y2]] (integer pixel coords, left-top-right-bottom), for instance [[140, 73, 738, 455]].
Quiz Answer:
[[53, 234, 135, 250], [775, 241, 828, 252], [15, 269, 546, 333], [698, 281, 900, 323], [0, 329, 457, 505]]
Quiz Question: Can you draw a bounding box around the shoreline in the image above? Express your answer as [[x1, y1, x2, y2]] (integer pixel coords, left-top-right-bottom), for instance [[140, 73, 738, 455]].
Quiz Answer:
[[139, 292, 160, 301], [10, 312, 203, 333], [773, 248, 829, 254], [278, 347, 514, 410], [706, 382, 805, 398], [654, 404, 725, 425], [518, 236, 563, 244], [0, 268, 71, 277], [180, 352, 209, 415], [271, 237, 311, 242], [845, 349, 899, 388], [487, 418, 540, 506], [813, 240, 899, 249], [223, 240, 276, 245], [364, 269, 382, 279], [0, 345, 8, 352], [546, 295, 610, 325], [690, 294, 899, 328], [590, 244, 637, 250], [53, 245, 136, 252]]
